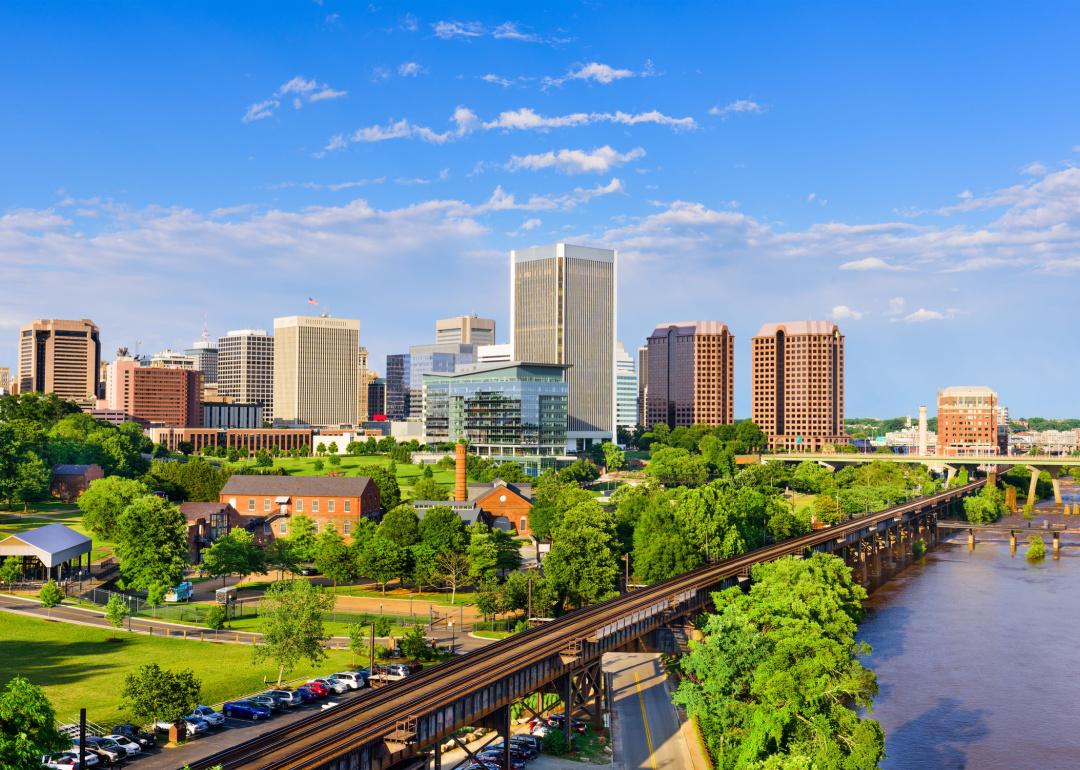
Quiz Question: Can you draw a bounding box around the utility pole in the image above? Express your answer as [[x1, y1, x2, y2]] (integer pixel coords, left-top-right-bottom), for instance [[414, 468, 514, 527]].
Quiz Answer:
[[526, 572, 532, 624], [78, 708, 86, 770], [369, 622, 375, 675]]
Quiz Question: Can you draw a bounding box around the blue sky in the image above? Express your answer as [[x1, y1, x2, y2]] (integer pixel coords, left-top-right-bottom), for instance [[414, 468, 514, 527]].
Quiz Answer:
[[2, 1, 1079, 417]]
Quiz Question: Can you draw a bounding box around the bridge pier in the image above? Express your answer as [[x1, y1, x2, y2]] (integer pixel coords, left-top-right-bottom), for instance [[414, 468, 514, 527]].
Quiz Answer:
[[967, 528, 975, 551], [1054, 532, 1061, 559], [1053, 478, 1063, 505], [1010, 530, 1017, 556], [1027, 466, 1041, 509]]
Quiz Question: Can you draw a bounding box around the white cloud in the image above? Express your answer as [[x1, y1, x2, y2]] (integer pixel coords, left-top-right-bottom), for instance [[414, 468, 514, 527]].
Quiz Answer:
[[326, 107, 693, 152], [839, 257, 907, 271], [807, 192, 828, 207], [481, 74, 514, 87], [242, 76, 346, 122], [480, 178, 624, 212], [708, 99, 765, 118], [1022, 161, 1047, 176], [431, 19, 559, 43], [903, 308, 956, 323], [831, 305, 863, 321], [271, 178, 386, 191], [397, 61, 426, 77], [492, 22, 540, 42], [543, 62, 634, 88], [506, 146, 646, 175], [432, 20, 485, 39], [371, 66, 391, 82], [399, 13, 418, 32], [521, 218, 542, 230], [887, 297, 906, 316]]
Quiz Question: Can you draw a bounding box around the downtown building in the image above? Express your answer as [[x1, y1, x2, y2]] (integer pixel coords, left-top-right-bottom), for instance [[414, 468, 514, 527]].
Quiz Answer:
[[217, 329, 274, 418], [422, 361, 569, 476], [106, 358, 202, 427], [17, 318, 101, 403], [936, 386, 1006, 456], [646, 321, 734, 429], [273, 315, 360, 427], [511, 243, 616, 451], [184, 330, 218, 386], [614, 341, 638, 434], [435, 315, 496, 346], [751, 320, 846, 452], [637, 344, 649, 429]]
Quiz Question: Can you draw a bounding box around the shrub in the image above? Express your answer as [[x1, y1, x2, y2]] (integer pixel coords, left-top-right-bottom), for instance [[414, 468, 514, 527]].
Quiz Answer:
[[912, 539, 927, 558], [1026, 534, 1046, 562], [205, 604, 227, 630], [38, 580, 63, 608], [543, 728, 570, 756]]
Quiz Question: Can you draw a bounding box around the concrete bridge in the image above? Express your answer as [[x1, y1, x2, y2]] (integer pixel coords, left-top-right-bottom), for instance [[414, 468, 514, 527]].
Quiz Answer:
[[762, 453, 1080, 508], [936, 519, 1080, 558], [186, 481, 983, 770]]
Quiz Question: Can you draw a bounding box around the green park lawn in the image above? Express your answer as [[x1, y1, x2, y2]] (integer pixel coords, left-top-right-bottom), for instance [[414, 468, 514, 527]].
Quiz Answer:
[[0, 611, 360, 727], [226, 455, 456, 496]]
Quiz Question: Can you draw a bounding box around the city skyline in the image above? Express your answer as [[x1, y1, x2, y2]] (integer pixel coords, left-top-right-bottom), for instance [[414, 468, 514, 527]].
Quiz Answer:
[[3, 2, 1080, 416]]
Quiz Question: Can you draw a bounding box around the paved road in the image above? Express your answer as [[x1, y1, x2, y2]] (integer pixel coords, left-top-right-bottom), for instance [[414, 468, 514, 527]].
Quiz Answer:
[[606, 652, 696, 770]]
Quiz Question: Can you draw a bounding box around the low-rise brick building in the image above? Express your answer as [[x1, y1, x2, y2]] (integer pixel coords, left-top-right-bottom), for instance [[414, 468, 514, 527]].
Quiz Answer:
[[413, 478, 535, 537], [50, 464, 104, 502], [179, 501, 279, 562], [218, 475, 381, 541]]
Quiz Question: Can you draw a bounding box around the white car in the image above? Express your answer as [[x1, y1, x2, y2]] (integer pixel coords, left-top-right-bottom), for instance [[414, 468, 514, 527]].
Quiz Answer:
[[103, 734, 141, 756], [155, 716, 208, 734], [42, 751, 100, 769], [313, 676, 349, 694], [371, 663, 410, 682], [331, 672, 366, 690]]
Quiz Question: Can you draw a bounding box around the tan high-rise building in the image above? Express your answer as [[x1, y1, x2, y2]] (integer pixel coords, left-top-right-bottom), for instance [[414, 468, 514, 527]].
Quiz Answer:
[[646, 322, 734, 429], [274, 316, 360, 427], [218, 329, 274, 417], [109, 358, 201, 426], [937, 386, 1004, 456], [511, 243, 616, 449], [752, 320, 846, 451], [0, 366, 10, 392], [17, 319, 101, 402], [435, 315, 496, 346], [357, 346, 369, 427]]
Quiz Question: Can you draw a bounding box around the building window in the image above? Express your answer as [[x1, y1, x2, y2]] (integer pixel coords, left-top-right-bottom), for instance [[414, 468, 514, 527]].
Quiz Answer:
[[263, 498, 271, 512], [312, 499, 319, 513], [344, 500, 351, 513], [248, 498, 255, 512], [279, 521, 287, 535], [343, 519, 351, 534], [296, 499, 304, 512], [328, 500, 336, 513], [519, 516, 528, 531], [229, 497, 237, 507]]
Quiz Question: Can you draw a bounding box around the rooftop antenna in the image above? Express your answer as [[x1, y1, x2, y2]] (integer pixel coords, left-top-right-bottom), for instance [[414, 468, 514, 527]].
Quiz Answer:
[[201, 314, 209, 343]]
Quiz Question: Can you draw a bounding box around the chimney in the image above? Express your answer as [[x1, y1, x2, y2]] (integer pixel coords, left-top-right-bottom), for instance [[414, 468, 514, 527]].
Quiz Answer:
[[918, 405, 928, 456], [455, 443, 467, 502]]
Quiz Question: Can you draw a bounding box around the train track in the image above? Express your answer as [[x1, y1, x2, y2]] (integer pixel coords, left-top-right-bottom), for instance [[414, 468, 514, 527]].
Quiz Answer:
[[190, 480, 982, 770]]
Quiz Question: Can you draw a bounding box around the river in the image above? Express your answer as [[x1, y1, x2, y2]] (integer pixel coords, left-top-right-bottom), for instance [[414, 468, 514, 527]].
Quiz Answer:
[[858, 532, 1080, 769]]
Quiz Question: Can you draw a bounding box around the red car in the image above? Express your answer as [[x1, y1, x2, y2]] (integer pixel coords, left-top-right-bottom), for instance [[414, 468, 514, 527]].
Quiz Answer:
[[304, 680, 330, 697]]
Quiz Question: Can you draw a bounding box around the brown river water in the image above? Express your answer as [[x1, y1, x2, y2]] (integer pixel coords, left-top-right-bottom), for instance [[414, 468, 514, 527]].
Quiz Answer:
[[858, 532, 1080, 769]]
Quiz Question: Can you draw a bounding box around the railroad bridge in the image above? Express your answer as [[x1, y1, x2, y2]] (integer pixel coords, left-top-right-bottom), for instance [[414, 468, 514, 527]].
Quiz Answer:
[[190, 481, 984, 770]]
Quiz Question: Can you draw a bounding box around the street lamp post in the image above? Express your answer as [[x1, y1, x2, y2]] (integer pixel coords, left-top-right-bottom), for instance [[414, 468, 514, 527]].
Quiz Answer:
[[448, 620, 455, 655]]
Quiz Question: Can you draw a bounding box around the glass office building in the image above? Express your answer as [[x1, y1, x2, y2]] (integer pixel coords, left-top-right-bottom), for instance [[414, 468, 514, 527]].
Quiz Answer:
[[423, 362, 569, 476]]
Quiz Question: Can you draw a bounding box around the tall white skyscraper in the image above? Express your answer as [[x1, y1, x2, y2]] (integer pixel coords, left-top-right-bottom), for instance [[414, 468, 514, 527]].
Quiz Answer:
[[217, 329, 274, 417], [614, 341, 638, 434], [510, 243, 616, 450], [273, 316, 360, 427]]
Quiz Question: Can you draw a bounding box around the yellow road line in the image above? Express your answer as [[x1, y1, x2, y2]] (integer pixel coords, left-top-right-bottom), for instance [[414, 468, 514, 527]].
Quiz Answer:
[[634, 671, 658, 770]]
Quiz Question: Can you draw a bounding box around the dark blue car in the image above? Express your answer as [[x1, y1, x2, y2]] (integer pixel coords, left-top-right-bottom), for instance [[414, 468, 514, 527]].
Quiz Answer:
[[222, 699, 272, 720], [294, 686, 320, 702]]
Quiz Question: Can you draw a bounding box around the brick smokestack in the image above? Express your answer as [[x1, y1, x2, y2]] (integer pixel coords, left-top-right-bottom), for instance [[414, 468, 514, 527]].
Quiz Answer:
[[455, 443, 467, 502]]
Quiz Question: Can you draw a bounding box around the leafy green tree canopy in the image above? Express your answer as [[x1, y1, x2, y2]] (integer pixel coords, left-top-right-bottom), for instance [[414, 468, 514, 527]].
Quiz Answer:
[[0, 676, 69, 770]]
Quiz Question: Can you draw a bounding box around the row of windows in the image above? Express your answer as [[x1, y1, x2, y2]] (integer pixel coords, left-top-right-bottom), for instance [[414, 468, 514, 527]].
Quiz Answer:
[[230, 496, 353, 514]]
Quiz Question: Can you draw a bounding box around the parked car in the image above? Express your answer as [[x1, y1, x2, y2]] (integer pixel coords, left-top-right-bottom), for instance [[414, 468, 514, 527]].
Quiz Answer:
[[111, 723, 156, 749], [510, 734, 542, 756], [154, 716, 208, 735], [163, 581, 194, 602], [222, 699, 272, 720], [73, 736, 127, 763], [293, 686, 320, 702], [249, 695, 283, 712], [312, 676, 349, 694], [190, 705, 225, 727], [102, 734, 141, 757], [303, 680, 330, 697], [298, 565, 320, 576], [42, 751, 100, 768], [263, 689, 304, 708], [487, 740, 536, 761], [546, 713, 588, 733], [371, 663, 410, 682], [331, 671, 368, 690], [477, 749, 526, 770]]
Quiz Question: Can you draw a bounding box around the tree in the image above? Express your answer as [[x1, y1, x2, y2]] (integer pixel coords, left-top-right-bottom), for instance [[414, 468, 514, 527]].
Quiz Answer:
[[633, 495, 704, 583], [964, 485, 1006, 524], [254, 580, 336, 686], [601, 442, 625, 471], [0, 556, 22, 586], [398, 625, 433, 663], [38, 580, 63, 608], [675, 553, 882, 770], [346, 441, 363, 456], [347, 622, 370, 666], [105, 594, 130, 629], [355, 535, 406, 593], [558, 458, 600, 484], [146, 581, 167, 608], [529, 472, 594, 541], [1026, 534, 1046, 562], [313, 459, 325, 472], [410, 476, 448, 501], [287, 513, 318, 563], [76, 476, 150, 540], [378, 504, 421, 548], [434, 551, 471, 604], [327, 441, 339, 456], [314, 524, 354, 589], [205, 604, 227, 630], [114, 495, 190, 591], [410, 543, 439, 592], [544, 500, 620, 609], [264, 538, 298, 579], [254, 449, 273, 467], [646, 446, 708, 487], [202, 528, 266, 586], [418, 506, 467, 554], [121, 663, 202, 727], [369, 466, 401, 510], [813, 493, 845, 525], [0, 676, 68, 770]]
